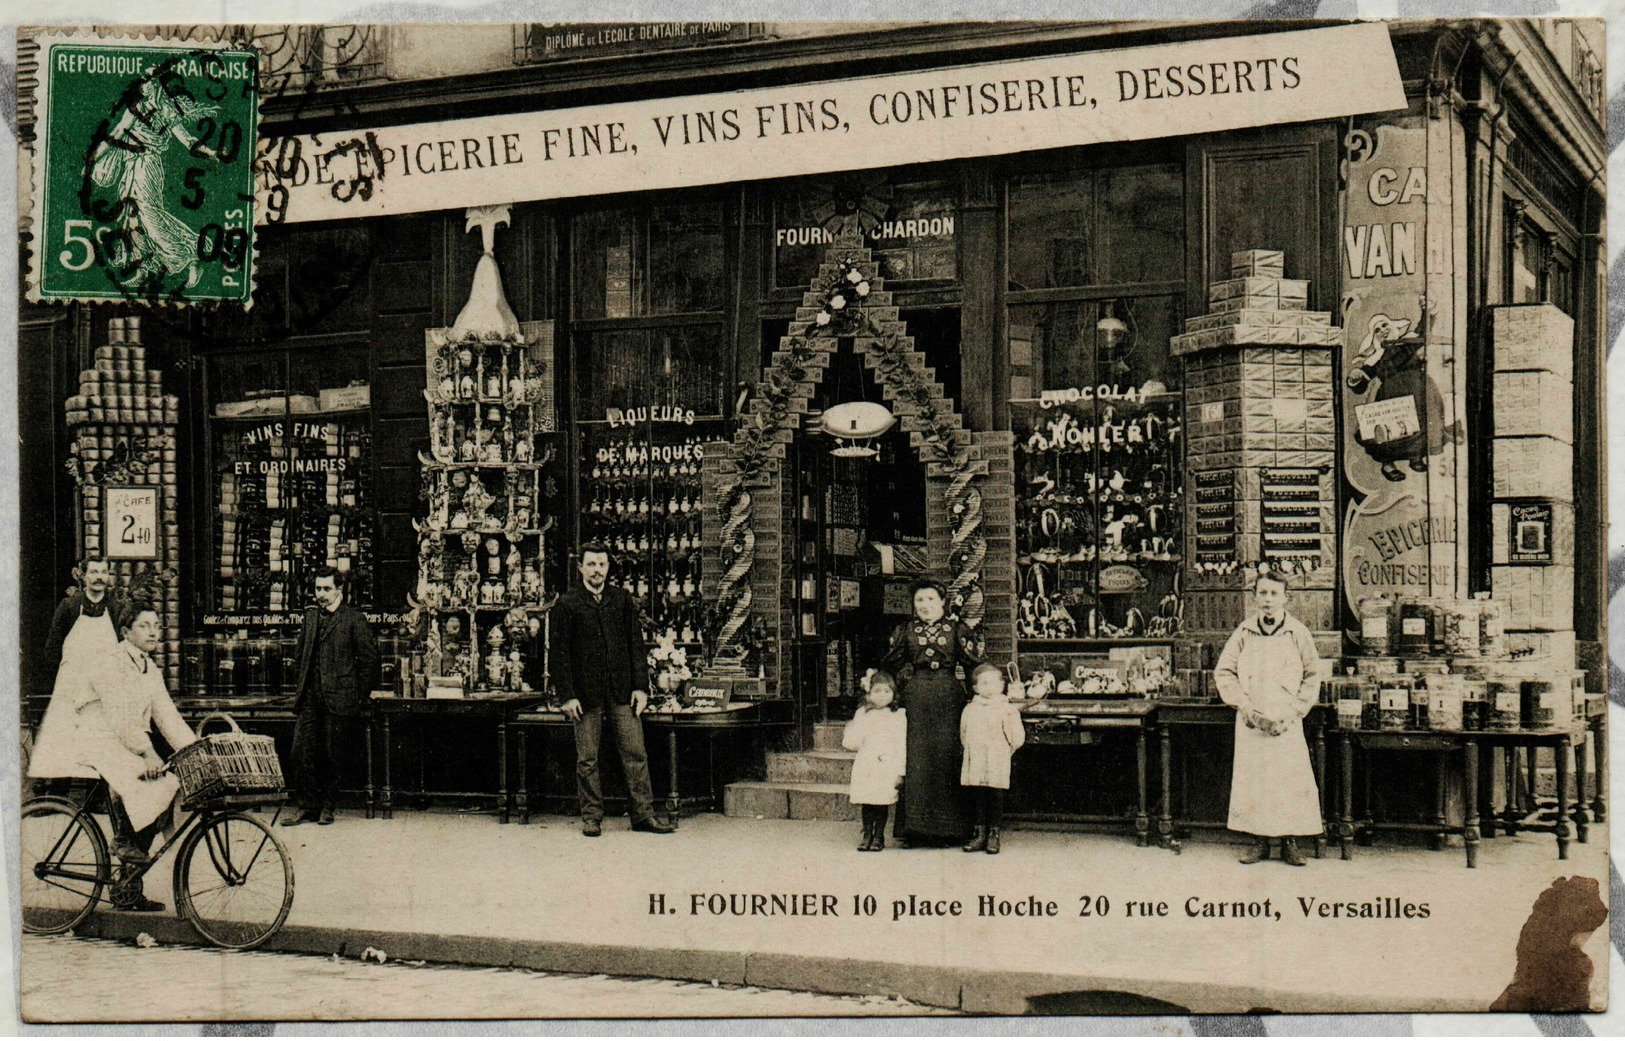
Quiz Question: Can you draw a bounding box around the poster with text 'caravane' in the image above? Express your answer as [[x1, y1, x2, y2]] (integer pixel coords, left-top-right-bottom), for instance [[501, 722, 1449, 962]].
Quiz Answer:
[[13, 15, 1611, 1028]]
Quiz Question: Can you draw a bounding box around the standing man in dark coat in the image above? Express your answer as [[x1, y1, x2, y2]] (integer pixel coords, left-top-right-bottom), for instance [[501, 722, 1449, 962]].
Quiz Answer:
[[551, 543, 674, 837], [284, 567, 378, 826]]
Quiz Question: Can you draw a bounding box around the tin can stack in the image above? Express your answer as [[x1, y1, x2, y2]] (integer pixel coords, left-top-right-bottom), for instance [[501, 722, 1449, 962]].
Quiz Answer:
[[61, 318, 183, 690]]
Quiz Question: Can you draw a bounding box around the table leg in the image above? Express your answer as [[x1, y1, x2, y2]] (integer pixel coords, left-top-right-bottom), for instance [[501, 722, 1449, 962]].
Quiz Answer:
[[382, 714, 394, 821], [666, 730, 680, 827], [516, 729, 531, 825], [1134, 728, 1149, 847], [1464, 737, 1479, 869], [1555, 736, 1571, 860], [1311, 721, 1326, 858], [365, 717, 376, 820], [1479, 743, 1499, 838], [1502, 746, 1521, 836], [497, 718, 510, 824], [1574, 731, 1589, 843], [1592, 715, 1608, 824], [1432, 752, 1448, 851], [1339, 732, 1354, 861], [1156, 725, 1174, 850]]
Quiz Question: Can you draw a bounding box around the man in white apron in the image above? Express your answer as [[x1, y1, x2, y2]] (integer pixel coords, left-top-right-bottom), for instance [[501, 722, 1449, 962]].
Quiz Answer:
[[1213, 571, 1324, 867], [30, 558, 122, 780]]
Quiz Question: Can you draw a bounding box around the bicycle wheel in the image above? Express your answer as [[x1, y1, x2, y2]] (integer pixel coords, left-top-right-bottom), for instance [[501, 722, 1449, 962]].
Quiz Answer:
[[21, 797, 109, 934], [173, 810, 294, 949]]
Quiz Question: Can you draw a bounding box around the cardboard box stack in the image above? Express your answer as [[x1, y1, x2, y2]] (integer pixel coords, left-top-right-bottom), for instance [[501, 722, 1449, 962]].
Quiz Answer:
[[1177, 250, 1341, 637]]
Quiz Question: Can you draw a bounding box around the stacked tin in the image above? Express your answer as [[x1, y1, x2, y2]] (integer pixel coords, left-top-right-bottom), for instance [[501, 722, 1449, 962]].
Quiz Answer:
[[62, 318, 182, 690]]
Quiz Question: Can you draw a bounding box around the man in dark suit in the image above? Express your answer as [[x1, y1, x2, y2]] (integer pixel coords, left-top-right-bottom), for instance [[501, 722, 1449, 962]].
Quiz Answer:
[[284, 567, 378, 826], [551, 543, 674, 837]]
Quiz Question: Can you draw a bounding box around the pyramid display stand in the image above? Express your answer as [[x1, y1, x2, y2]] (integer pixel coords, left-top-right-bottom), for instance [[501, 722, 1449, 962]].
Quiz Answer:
[[401, 205, 559, 699], [62, 317, 183, 689]]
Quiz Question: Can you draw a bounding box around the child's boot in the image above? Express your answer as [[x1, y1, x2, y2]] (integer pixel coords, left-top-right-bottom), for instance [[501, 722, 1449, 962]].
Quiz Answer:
[[1280, 838, 1307, 867], [962, 826, 988, 852], [985, 827, 1001, 855]]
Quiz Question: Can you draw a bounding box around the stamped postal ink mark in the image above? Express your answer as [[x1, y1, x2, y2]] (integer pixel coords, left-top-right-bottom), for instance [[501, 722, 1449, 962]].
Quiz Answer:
[[27, 33, 259, 307]]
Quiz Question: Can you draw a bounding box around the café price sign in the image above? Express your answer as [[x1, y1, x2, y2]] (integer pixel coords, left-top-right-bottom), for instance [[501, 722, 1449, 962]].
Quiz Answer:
[[105, 486, 160, 561]]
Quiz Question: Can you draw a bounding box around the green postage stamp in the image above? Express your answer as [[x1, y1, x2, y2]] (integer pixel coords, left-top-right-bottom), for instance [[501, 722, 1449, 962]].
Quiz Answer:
[[27, 32, 259, 307]]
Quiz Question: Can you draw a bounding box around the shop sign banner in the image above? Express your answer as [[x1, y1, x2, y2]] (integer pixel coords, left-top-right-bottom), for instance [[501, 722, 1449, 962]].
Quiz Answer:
[[259, 24, 1404, 224]]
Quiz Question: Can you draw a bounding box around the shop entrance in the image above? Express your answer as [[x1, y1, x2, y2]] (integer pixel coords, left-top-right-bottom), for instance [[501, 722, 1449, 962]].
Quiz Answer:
[[787, 347, 930, 724]]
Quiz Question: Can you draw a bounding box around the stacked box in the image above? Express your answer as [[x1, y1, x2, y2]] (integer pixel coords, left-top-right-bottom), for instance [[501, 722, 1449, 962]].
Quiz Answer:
[[65, 318, 182, 690], [1489, 305, 1578, 666], [1181, 251, 1342, 628]]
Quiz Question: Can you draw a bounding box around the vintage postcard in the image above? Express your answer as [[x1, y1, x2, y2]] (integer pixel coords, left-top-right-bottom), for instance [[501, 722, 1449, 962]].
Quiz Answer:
[[12, 13, 1611, 1026]]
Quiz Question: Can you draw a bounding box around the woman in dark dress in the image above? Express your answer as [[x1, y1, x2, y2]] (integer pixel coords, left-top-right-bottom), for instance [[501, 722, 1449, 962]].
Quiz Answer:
[[883, 578, 983, 846]]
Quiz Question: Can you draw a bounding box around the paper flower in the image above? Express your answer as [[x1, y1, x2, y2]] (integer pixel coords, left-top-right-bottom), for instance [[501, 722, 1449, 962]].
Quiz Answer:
[[829, 294, 846, 311], [856, 281, 870, 297], [846, 268, 862, 284], [815, 312, 831, 326]]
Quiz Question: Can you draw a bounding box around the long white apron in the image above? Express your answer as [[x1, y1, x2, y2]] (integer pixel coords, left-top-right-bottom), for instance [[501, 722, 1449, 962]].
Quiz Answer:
[[29, 610, 117, 778], [1221, 622, 1323, 837]]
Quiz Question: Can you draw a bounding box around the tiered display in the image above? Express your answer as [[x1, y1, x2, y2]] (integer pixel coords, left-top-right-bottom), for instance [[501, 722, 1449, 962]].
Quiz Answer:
[[410, 325, 556, 697], [401, 204, 558, 700], [62, 317, 182, 688]]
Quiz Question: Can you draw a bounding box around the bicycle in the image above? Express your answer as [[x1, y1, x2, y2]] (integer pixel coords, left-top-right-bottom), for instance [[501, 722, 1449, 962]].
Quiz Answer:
[[21, 714, 295, 950]]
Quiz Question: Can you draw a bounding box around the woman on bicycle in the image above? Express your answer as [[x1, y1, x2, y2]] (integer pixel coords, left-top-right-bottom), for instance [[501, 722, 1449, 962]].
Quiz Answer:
[[59, 601, 197, 911]]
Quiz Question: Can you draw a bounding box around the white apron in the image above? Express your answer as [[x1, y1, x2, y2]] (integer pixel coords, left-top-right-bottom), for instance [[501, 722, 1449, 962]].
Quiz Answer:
[[37, 643, 195, 829], [1215, 614, 1324, 837], [29, 609, 118, 778]]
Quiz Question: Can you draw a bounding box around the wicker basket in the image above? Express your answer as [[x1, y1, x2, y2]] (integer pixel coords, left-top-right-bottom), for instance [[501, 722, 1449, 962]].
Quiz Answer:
[[169, 712, 284, 804]]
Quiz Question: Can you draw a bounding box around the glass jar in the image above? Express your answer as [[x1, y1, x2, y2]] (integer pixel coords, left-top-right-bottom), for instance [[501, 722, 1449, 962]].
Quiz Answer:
[[1426, 675, 1463, 731], [1378, 676, 1412, 731], [1523, 680, 1559, 728], [1359, 595, 1394, 655], [1485, 679, 1520, 731], [1442, 600, 1481, 657], [1395, 599, 1434, 657], [1475, 593, 1507, 658]]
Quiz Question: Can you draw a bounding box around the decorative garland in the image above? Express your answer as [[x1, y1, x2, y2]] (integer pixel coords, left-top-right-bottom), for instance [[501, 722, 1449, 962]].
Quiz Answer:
[[713, 251, 986, 652], [714, 483, 755, 650]]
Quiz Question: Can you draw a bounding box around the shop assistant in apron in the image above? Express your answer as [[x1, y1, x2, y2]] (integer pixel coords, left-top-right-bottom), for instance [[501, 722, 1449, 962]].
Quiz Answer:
[[1212, 572, 1323, 866], [31, 561, 123, 779]]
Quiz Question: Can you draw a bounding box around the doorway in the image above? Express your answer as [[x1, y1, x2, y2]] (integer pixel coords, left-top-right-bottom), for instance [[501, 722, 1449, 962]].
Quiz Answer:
[[786, 347, 929, 724]]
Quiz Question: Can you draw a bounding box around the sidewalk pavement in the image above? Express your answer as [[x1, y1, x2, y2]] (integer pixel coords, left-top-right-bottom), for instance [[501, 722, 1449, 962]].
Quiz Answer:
[[70, 807, 1609, 1016]]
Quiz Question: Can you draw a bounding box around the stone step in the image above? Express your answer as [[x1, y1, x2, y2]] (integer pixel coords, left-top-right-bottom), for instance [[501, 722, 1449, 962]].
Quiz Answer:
[[723, 781, 857, 821], [811, 721, 849, 752], [766, 749, 855, 785]]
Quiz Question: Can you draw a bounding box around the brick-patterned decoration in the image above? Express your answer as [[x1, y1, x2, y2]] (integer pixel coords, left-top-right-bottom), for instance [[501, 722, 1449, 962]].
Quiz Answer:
[[702, 237, 1015, 703], [62, 318, 182, 688], [1174, 250, 1341, 636]]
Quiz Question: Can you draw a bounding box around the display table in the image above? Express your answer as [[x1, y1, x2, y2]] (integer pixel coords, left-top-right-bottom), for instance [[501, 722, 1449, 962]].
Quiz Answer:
[[1155, 700, 1331, 854], [369, 694, 544, 822], [1014, 699, 1158, 845], [1333, 722, 1591, 868], [509, 700, 794, 827]]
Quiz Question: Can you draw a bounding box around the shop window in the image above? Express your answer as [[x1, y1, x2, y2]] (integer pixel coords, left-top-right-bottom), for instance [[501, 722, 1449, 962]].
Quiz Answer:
[[1008, 295, 1185, 644], [773, 175, 958, 289], [572, 201, 725, 318], [573, 328, 728, 647], [198, 347, 375, 696], [1008, 163, 1182, 291]]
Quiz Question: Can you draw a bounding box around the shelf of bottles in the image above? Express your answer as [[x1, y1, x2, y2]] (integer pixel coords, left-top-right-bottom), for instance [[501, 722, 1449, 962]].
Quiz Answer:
[[578, 420, 721, 649], [408, 324, 559, 697], [1013, 390, 1185, 642], [213, 415, 375, 617]]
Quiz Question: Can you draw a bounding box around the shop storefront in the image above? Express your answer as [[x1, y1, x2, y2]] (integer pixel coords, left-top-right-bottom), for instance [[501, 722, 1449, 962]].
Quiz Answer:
[[19, 19, 1606, 834]]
